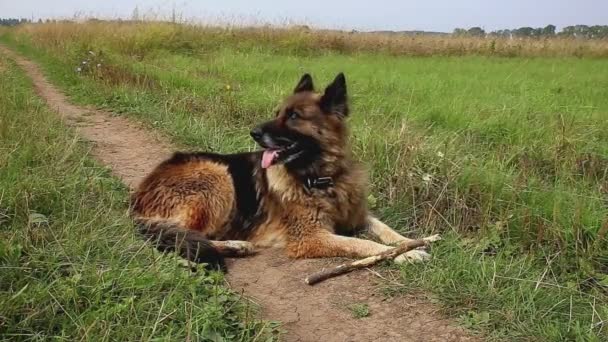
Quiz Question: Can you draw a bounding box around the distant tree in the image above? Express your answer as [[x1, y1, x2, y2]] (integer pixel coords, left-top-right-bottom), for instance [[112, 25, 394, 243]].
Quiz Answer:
[[0, 18, 31, 26], [453, 28, 467, 36], [559, 26, 575, 37], [458, 24, 608, 40], [588, 25, 608, 38], [489, 29, 511, 38], [562, 26, 574, 34], [513, 27, 534, 37], [467, 27, 486, 37], [574, 25, 590, 37], [542, 24, 556, 36], [531, 28, 543, 37], [560, 25, 594, 38]]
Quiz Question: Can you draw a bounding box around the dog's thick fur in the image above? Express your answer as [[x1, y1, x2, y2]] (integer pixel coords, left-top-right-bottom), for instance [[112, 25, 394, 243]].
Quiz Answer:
[[131, 73, 431, 269]]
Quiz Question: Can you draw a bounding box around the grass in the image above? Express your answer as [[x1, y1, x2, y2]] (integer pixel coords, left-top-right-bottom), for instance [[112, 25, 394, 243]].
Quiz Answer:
[[2, 21, 607, 341], [347, 303, 370, 319], [0, 47, 273, 341], [11, 20, 608, 58]]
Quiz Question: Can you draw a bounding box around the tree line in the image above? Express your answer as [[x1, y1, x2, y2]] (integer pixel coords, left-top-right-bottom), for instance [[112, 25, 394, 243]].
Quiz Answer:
[[0, 18, 32, 26], [0, 18, 72, 26], [454, 25, 608, 39], [2, 18, 607, 39]]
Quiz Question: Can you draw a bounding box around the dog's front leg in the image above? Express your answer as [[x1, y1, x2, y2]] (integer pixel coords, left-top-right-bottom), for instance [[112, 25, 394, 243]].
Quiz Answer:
[[367, 216, 440, 263], [286, 229, 393, 259]]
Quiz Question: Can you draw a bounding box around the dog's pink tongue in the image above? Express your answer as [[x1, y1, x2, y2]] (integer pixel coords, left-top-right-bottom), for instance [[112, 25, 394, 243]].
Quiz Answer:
[[261, 149, 279, 169]]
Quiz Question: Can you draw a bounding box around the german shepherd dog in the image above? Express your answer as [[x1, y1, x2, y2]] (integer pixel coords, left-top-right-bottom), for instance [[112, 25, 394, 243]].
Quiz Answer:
[[131, 73, 438, 269]]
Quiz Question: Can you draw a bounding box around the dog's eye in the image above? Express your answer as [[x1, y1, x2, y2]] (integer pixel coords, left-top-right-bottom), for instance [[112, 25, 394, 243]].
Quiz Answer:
[[287, 111, 299, 120]]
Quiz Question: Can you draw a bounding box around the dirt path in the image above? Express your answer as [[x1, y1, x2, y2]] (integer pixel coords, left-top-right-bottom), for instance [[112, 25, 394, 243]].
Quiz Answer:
[[2, 45, 479, 342]]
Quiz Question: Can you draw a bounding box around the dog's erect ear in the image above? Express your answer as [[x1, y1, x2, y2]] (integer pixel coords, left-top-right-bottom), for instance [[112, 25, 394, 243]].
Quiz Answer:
[[294, 73, 314, 93], [320, 73, 348, 116]]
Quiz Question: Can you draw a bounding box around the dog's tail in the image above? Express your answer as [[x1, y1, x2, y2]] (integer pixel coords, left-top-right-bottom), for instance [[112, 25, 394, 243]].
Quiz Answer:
[[135, 218, 226, 270]]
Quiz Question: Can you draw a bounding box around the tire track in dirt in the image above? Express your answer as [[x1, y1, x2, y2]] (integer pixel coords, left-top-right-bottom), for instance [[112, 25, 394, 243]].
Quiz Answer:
[[2, 45, 479, 342]]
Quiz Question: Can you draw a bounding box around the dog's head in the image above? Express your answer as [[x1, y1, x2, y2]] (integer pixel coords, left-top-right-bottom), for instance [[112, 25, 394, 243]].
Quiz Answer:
[[250, 73, 350, 171]]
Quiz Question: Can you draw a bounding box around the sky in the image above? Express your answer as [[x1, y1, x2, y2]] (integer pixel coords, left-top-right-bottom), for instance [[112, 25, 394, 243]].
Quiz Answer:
[[1, 0, 606, 33]]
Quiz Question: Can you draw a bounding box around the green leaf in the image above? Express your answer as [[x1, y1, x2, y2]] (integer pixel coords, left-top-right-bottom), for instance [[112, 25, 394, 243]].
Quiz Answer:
[[28, 212, 48, 226], [597, 274, 608, 287], [367, 194, 377, 209]]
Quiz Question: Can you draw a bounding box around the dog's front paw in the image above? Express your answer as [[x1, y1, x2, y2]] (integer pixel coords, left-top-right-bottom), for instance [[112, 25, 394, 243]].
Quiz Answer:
[[394, 248, 431, 264], [222, 240, 257, 256], [393, 234, 440, 264], [423, 234, 442, 243]]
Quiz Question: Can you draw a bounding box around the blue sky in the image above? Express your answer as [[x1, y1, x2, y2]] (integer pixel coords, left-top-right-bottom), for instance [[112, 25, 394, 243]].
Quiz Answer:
[[1, 0, 606, 32]]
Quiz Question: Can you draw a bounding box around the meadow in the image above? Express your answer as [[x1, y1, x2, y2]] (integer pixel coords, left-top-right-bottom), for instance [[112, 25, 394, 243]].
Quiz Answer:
[[2, 21, 607, 340], [0, 42, 271, 340]]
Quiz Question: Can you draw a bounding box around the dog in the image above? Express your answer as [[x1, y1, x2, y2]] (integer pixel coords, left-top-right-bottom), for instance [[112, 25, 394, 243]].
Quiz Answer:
[[130, 73, 438, 270]]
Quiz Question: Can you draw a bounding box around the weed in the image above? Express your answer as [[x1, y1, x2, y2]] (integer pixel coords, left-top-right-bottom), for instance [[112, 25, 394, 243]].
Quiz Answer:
[[348, 303, 370, 319]]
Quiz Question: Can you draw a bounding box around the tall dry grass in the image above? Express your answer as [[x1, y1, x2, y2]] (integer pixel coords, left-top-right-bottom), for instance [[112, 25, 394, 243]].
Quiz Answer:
[[13, 21, 608, 58]]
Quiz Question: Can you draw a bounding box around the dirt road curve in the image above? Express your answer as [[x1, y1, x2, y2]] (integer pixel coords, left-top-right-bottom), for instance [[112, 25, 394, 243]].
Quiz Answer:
[[1, 45, 478, 342]]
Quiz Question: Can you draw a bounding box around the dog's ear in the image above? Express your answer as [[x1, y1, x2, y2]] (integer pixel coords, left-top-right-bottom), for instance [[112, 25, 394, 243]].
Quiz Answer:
[[294, 73, 314, 93], [320, 73, 348, 116]]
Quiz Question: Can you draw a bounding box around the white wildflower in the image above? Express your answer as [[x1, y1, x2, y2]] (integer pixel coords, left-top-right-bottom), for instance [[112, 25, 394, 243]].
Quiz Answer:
[[96, 63, 101, 67], [422, 174, 432, 182], [76, 67, 82, 72], [437, 151, 445, 158]]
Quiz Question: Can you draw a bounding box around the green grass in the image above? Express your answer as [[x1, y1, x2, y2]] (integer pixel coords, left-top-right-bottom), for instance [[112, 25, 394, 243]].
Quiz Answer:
[[347, 303, 370, 319], [0, 48, 273, 341], [2, 23, 608, 341]]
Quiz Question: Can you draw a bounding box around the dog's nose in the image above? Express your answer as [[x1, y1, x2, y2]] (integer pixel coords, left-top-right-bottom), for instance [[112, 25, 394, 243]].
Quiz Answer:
[[250, 127, 263, 141]]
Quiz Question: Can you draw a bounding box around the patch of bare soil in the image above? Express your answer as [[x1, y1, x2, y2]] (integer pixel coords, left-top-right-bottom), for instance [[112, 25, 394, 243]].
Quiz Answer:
[[1, 45, 479, 342]]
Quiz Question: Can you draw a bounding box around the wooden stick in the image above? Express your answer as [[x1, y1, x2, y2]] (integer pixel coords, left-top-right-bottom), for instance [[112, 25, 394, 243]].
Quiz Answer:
[[305, 239, 427, 285]]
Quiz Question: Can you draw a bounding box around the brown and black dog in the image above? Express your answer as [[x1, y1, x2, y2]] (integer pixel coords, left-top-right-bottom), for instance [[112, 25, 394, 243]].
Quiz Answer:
[[130, 73, 439, 269]]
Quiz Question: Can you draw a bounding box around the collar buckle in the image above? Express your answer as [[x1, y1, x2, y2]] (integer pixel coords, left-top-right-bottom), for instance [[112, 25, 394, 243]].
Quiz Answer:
[[305, 176, 334, 192]]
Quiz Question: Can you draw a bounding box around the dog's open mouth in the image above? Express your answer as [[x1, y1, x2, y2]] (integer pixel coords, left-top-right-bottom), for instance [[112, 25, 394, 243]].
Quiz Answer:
[[260, 143, 300, 169]]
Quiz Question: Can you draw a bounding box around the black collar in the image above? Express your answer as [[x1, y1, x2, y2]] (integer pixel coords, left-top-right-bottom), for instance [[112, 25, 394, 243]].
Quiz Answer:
[[304, 176, 334, 192]]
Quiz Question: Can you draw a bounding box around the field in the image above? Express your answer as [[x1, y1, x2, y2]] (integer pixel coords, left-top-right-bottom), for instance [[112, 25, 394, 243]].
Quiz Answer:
[[0, 42, 270, 340], [1, 21, 607, 341]]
